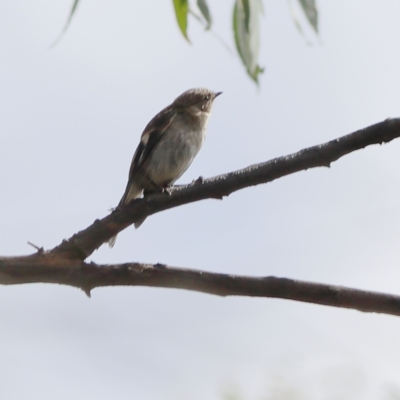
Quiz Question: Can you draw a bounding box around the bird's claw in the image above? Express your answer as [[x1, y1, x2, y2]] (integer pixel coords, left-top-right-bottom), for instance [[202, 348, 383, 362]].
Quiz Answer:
[[162, 186, 173, 195]]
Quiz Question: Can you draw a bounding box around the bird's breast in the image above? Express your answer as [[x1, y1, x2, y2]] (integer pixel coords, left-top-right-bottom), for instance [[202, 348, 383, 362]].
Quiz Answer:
[[145, 126, 206, 186]]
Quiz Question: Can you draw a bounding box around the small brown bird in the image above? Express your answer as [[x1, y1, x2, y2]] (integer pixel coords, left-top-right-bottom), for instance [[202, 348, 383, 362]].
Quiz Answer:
[[109, 88, 221, 247]]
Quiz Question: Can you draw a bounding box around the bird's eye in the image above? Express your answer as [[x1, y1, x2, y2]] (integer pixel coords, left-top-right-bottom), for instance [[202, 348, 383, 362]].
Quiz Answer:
[[204, 95, 210, 101]]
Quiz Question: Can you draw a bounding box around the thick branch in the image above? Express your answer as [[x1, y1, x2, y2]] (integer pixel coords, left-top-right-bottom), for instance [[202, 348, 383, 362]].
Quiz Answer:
[[50, 118, 400, 259], [1, 256, 400, 316], [3, 119, 400, 315]]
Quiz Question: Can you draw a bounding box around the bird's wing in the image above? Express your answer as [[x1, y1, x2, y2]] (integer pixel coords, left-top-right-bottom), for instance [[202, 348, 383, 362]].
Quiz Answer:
[[128, 106, 177, 182]]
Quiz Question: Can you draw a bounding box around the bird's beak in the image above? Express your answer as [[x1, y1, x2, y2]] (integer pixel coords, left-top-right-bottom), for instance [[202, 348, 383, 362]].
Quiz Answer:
[[214, 91, 223, 98]]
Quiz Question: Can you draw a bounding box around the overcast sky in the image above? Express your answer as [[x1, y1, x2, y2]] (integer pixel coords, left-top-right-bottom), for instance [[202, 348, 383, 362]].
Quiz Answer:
[[2, 1, 400, 399]]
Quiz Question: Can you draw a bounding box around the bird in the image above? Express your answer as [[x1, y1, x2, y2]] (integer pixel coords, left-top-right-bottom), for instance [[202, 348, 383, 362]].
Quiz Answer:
[[108, 88, 222, 247]]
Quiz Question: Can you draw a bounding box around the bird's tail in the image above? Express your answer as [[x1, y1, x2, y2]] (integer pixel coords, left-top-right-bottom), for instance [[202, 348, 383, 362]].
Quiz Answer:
[[108, 182, 142, 247]]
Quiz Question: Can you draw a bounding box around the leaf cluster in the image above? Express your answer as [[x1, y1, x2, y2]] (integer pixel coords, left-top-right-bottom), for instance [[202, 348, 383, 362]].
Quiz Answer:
[[55, 0, 318, 84]]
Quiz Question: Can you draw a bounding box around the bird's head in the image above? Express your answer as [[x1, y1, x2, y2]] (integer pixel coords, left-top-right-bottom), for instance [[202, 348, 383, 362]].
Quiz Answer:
[[173, 88, 222, 115]]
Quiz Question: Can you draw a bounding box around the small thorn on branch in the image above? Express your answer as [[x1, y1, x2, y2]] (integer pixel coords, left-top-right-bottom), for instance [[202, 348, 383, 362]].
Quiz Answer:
[[210, 194, 224, 200], [193, 176, 204, 185], [27, 241, 44, 253], [82, 286, 92, 298]]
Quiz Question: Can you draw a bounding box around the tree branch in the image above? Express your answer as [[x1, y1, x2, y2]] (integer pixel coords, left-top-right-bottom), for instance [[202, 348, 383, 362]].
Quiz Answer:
[[2, 119, 400, 316], [50, 118, 400, 260], [1, 256, 400, 316]]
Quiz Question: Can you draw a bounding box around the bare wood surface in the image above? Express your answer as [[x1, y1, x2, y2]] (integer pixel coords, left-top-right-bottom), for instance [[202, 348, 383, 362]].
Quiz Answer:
[[51, 118, 400, 259], [1, 256, 400, 316], [2, 118, 400, 317]]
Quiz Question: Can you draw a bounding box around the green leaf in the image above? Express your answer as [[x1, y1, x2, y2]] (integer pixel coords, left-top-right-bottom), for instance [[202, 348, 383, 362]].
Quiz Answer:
[[298, 0, 318, 33], [172, 0, 190, 42], [242, 0, 250, 32], [233, 0, 264, 84], [288, 0, 308, 40], [51, 0, 80, 47], [197, 0, 212, 30]]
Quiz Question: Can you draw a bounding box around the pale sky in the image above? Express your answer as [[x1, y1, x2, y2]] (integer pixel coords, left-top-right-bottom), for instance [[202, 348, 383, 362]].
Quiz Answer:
[[2, 1, 400, 399]]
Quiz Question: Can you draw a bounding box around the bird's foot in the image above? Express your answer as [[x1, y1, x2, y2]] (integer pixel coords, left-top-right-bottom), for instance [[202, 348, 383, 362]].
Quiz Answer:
[[162, 185, 173, 196]]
